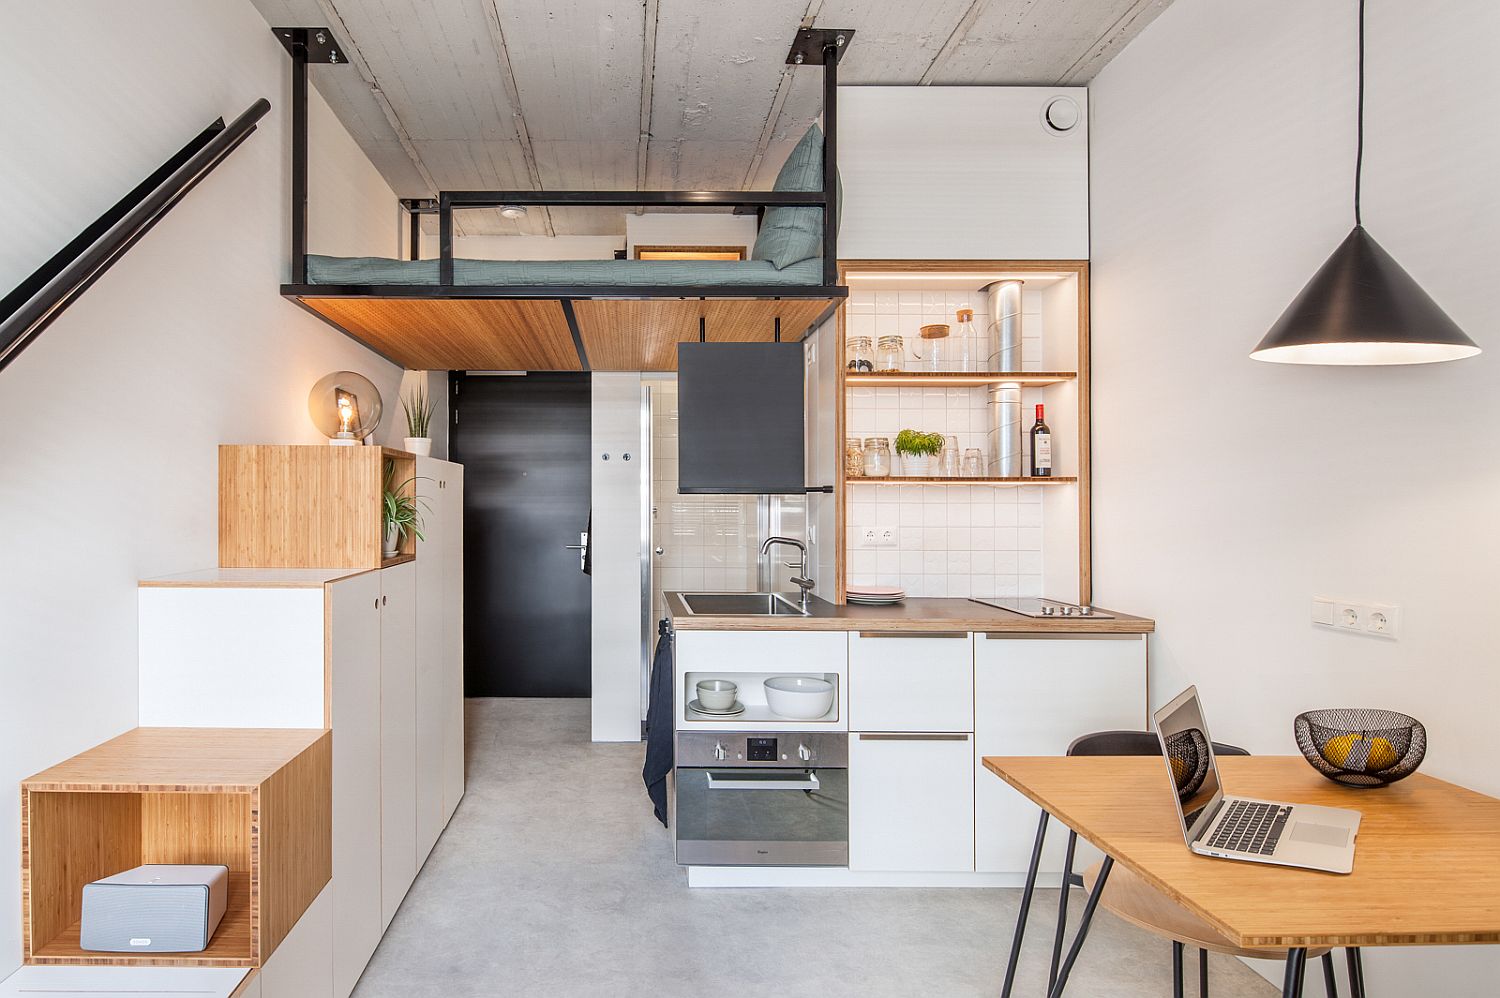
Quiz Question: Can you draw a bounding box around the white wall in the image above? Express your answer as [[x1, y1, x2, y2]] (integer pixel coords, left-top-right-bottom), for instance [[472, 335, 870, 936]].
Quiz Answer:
[[1090, 1, 1499, 992], [432, 234, 623, 261], [625, 213, 757, 259], [0, 1, 402, 975], [591, 374, 645, 741]]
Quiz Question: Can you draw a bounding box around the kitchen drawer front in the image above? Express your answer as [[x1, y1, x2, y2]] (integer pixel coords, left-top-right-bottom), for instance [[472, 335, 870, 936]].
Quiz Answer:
[[849, 733, 974, 872], [849, 631, 973, 732], [676, 629, 848, 674]]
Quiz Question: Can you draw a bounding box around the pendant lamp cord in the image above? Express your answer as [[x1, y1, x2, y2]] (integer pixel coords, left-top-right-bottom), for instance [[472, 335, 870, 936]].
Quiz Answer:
[[1354, 0, 1365, 226]]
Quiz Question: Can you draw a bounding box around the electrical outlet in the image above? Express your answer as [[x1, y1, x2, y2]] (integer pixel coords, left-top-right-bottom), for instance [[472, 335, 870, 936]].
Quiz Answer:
[[858, 528, 878, 548], [1312, 596, 1400, 640], [877, 528, 898, 547], [1365, 604, 1400, 639], [1335, 603, 1364, 630]]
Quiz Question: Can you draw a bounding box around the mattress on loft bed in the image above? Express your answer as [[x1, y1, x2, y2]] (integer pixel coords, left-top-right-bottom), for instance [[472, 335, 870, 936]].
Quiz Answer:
[[303, 255, 827, 287]]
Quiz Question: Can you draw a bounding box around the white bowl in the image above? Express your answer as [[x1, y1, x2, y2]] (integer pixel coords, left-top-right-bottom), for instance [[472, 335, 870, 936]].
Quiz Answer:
[[696, 679, 738, 711], [763, 677, 834, 720]]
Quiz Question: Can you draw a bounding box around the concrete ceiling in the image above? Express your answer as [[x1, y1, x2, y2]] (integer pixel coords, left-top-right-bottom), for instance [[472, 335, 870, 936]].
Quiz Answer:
[[251, 0, 1172, 236]]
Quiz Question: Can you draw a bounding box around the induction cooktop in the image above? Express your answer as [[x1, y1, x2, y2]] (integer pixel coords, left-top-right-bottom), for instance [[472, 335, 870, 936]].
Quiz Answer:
[[969, 597, 1114, 619]]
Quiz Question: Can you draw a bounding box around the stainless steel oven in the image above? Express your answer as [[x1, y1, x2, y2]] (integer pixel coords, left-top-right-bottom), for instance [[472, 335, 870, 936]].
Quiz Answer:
[[674, 731, 848, 866]]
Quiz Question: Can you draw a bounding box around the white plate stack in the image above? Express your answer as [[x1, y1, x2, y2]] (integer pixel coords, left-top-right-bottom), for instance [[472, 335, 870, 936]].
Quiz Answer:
[[845, 585, 906, 606]]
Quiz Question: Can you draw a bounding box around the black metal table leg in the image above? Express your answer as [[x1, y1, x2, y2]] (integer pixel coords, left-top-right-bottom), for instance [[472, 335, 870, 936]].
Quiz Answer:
[[1345, 948, 1365, 998], [1046, 855, 1113, 998], [1281, 948, 1307, 998], [1321, 952, 1339, 997], [1000, 810, 1049, 998], [1048, 829, 1078, 989], [1172, 940, 1185, 998], [1199, 947, 1209, 997]]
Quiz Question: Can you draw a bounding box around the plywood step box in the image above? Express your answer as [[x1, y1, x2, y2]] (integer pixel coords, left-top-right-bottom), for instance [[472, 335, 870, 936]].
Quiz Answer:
[[21, 728, 331, 968]]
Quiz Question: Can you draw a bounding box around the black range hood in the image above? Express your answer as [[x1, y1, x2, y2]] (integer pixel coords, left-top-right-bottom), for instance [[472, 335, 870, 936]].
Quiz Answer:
[[677, 341, 805, 494]]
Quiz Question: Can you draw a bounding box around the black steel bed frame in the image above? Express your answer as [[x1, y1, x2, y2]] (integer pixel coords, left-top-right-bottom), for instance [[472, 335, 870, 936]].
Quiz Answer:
[[275, 25, 852, 343]]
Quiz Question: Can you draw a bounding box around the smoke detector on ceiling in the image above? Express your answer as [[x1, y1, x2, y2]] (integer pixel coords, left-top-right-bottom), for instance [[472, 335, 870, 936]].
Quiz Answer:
[[499, 205, 529, 220], [1041, 96, 1081, 135]]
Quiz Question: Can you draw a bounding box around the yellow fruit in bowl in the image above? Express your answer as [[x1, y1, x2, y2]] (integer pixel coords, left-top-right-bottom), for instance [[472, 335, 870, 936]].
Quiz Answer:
[[1322, 733, 1399, 772]]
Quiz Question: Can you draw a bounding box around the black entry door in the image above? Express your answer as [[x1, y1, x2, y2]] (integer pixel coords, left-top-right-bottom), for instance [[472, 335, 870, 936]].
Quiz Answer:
[[453, 372, 592, 697]]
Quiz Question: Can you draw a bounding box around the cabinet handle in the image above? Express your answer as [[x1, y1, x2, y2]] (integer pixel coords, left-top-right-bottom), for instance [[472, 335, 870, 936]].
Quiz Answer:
[[858, 630, 968, 639], [980, 632, 1141, 640], [382, 595, 388, 606], [856, 733, 970, 741]]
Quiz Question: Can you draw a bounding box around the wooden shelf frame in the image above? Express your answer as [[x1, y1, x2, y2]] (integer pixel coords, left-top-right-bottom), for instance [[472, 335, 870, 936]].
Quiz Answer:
[[834, 259, 1093, 603], [21, 728, 331, 969], [845, 371, 1076, 388], [846, 476, 1077, 486]]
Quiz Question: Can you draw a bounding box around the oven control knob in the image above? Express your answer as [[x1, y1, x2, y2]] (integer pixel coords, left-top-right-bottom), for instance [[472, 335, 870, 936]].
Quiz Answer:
[[712, 742, 728, 761], [1041, 605, 1055, 615], [797, 744, 813, 762]]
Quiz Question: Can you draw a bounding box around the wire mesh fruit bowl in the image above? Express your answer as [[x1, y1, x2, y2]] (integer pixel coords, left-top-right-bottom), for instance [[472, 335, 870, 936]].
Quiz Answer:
[[1294, 708, 1427, 788]]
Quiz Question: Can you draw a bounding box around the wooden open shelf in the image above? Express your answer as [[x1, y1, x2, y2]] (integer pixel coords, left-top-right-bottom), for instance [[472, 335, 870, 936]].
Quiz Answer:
[[847, 476, 1077, 486], [219, 445, 417, 570], [22, 728, 331, 968], [845, 371, 1076, 388]]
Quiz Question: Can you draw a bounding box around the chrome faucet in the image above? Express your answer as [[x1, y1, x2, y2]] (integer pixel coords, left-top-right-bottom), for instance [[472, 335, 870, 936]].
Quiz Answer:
[[758, 536, 815, 609]]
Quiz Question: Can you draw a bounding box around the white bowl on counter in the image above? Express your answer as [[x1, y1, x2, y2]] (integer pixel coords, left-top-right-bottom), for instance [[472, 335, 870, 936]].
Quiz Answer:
[[695, 679, 738, 711], [763, 676, 835, 720]]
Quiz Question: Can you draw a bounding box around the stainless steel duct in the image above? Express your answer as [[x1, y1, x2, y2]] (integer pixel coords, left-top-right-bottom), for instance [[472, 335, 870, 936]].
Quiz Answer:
[[984, 280, 1025, 477]]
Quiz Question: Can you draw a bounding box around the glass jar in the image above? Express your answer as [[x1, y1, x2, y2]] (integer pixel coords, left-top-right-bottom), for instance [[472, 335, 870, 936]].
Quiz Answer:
[[875, 335, 905, 373], [961, 448, 985, 477], [953, 307, 978, 372], [846, 336, 874, 373], [914, 323, 951, 372], [939, 435, 961, 477], [861, 437, 891, 478], [845, 437, 865, 479]]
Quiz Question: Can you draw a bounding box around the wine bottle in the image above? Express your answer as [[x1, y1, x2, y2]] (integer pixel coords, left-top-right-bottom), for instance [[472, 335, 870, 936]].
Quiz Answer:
[[1029, 403, 1052, 477]]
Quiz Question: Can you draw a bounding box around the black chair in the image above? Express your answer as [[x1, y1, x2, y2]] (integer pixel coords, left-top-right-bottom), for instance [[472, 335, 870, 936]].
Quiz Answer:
[[1000, 730, 1367, 998]]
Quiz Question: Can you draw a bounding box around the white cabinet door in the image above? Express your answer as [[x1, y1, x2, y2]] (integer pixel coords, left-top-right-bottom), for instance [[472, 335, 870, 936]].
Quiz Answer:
[[414, 458, 448, 863], [849, 733, 974, 872], [848, 631, 973, 732], [974, 635, 1147, 874], [258, 884, 333, 998], [440, 462, 465, 822], [327, 574, 381, 998], [379, 562, 418, 928]]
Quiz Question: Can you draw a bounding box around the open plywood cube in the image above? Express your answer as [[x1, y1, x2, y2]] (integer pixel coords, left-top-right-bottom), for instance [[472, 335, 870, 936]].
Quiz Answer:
[[21, 728, 330, 968]]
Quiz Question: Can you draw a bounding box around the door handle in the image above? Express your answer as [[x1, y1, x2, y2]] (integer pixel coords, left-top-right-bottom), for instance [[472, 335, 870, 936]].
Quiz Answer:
[[564, 544, 586, 550], [654, 547, 664, 556], [706, 772, 821, 791]]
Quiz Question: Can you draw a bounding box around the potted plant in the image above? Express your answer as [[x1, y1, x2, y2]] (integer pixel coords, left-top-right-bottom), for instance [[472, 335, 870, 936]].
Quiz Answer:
[[895, 429, 945, 477], [402, 382, 435, 457], [382, 461, 429, 559]]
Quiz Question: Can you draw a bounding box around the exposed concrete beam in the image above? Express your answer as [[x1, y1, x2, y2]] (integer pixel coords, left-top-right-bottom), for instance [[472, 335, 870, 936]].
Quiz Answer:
[[317, 0, 463, 235], [634, 0, 661, 210], [481, 0, 557, 236], [1055, 0, 1167, 84], [741, 1, 824, 189], [918, 0, 989, 85]]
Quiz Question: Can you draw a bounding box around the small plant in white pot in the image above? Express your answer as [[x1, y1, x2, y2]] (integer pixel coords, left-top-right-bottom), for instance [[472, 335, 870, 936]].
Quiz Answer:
[[895, 429, 945, 477], [402, 383, 435, 457], [382, 461, 429, 559]]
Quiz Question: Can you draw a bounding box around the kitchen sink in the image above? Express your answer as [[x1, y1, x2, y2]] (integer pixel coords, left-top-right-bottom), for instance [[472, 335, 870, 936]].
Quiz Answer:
[[680, 593, 810, 616]]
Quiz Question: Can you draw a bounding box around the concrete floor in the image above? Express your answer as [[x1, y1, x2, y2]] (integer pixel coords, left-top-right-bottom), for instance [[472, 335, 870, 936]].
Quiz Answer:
[[354, 698, 1277, 998]]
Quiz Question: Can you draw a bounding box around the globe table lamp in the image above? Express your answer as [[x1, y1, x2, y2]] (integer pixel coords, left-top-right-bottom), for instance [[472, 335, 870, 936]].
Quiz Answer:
[[308, 371, 382, 446]]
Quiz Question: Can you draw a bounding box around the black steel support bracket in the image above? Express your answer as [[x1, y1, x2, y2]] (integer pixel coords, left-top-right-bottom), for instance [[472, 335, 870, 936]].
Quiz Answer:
[[272, 27, 346, 65], [786, 28, 855, 66]]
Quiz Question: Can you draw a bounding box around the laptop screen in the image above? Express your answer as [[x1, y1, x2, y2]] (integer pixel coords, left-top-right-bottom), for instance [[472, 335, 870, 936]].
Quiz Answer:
[[1153, 686, 1224, 844]]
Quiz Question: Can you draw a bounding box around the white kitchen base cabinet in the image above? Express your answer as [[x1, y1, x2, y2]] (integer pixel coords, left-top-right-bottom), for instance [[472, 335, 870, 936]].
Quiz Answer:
[[849, 732, 974, 872], [258, 884, 334, 998], [973, 634, 1148, 874], [848, 631, 973, 732], [379, 560, 419, 929]]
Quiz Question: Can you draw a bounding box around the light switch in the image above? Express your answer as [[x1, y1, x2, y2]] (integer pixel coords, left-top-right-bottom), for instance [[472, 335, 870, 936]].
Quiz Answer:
[[1310, 598, 1335, 625]]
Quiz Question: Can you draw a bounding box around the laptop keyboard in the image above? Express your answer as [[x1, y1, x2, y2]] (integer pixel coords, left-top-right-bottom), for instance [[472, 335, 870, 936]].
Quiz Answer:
[[1205, 800, 1292, 855]]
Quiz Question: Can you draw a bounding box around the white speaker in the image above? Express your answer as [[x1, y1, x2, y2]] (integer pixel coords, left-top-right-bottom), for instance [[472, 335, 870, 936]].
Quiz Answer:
[[80, 865, 229, 953]]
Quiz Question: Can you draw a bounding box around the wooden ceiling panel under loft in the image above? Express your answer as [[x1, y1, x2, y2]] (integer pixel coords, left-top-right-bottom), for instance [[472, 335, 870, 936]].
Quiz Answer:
[[574, 298, 834, 372], [294, 297, 582, 372]]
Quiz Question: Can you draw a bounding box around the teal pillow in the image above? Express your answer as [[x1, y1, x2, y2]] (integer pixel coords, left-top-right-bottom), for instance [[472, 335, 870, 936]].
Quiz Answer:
[[751, 124, 840, 271]]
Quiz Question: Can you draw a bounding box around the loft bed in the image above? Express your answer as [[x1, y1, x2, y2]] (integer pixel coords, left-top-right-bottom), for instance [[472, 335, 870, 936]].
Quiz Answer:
[[274, 26, 853, 373]]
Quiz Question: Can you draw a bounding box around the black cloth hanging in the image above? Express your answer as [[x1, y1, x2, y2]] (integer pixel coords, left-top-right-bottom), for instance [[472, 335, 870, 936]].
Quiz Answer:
[[641, 619, 674, 828]]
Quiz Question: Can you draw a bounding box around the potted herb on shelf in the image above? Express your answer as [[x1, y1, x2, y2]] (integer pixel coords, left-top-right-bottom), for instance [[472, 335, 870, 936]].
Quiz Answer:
[[402, 383, 436, 457], [895, 429, 945, 477], [382, 461, 429, 559]]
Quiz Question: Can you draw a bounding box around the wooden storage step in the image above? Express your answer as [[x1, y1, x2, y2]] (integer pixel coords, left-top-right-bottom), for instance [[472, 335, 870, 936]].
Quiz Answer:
[[21, 728, 331, 968]]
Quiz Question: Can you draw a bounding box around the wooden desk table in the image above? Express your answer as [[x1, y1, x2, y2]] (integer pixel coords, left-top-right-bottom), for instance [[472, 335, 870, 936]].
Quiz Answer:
[[983, 755, 1500, 997]]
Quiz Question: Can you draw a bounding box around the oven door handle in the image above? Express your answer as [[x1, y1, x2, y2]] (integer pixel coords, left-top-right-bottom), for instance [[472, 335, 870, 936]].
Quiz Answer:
[[705, 772, 822, 791]]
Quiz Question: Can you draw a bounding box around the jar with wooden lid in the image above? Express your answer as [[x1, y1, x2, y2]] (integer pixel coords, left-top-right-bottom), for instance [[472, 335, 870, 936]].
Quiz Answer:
[[861, 437, 892, 478], [914, 323, 951, 372], [875, 335, 905, 373], [845, 437, 865, 478]]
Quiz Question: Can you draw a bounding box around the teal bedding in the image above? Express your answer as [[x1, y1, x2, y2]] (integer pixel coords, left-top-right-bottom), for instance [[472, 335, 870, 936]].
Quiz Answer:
[[304, 255, 826, 287]]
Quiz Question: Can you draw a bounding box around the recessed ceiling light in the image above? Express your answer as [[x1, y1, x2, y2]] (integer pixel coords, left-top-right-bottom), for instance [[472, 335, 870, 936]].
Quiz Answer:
[[499, 205, 528, 221]]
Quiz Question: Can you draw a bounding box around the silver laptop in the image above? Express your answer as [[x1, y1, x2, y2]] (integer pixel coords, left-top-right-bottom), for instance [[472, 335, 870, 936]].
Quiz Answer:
[[1153, 686, 1361, 875]]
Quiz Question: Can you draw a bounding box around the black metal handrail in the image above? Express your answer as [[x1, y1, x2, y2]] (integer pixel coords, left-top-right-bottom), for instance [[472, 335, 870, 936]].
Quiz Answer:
[[0, 98, 271, 373]]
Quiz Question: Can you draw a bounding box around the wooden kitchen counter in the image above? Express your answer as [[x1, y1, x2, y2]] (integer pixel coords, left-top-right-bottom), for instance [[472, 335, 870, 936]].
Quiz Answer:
[[665, 593, 1153, 633]]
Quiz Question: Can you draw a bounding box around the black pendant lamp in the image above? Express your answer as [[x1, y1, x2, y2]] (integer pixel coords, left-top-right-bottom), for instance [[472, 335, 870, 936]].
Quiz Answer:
[[1251, 0, 1480, 365]]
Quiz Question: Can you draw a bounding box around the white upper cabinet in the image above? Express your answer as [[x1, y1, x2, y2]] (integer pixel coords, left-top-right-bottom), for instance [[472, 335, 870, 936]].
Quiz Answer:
[[836, 86, 1089, 261]]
